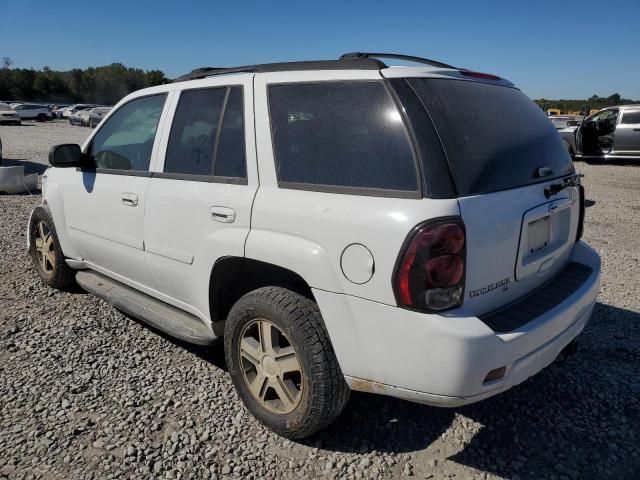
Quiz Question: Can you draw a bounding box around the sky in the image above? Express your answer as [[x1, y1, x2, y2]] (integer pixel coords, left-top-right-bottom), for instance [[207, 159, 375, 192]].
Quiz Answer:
[[3, 0, 639, 100]]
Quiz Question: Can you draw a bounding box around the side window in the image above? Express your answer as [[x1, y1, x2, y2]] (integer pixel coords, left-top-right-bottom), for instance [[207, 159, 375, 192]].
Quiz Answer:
[[90, 94, 166, 171], [165, 88, 225, 175], [268, 82, 419, 193], [621, 110, 640, 124], [164, 86, 246, 179], [214, 87, 246, 178]]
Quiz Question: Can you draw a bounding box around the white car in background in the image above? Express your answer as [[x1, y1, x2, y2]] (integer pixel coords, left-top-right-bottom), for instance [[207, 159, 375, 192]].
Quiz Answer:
[[11, 103, 52, 121], [0, 103, 21, 125], [30, 52, 601, 439], [62, 104, 98, 118], [52, 105, 72, 118]]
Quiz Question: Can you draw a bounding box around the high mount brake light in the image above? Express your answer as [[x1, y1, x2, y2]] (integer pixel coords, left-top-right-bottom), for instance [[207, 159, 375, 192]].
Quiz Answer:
[[459, 70, 501, 81], [394, 218, 466, 312]]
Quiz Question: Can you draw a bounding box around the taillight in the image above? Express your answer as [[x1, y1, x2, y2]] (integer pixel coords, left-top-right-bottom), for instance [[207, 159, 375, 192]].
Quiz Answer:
[[393, 218, 466, 312]]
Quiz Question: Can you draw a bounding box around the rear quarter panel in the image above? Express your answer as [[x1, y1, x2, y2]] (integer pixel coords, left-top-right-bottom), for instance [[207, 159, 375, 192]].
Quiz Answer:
[[248, 70, 460, 303]]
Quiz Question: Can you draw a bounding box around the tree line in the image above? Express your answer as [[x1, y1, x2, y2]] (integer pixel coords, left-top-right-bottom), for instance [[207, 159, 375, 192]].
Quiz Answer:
[[0, 58, 168, 105], [2, 57, 637, 111], [534, 93, 638, 114]]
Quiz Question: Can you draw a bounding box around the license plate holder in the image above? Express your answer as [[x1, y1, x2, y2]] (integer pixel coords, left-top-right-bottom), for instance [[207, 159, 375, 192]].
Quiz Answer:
[[528, 216, 550, 254]]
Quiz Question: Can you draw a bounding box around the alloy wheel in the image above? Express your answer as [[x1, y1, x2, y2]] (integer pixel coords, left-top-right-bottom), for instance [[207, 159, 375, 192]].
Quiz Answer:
[[239, 318, 303, 414], [34, 221, 56, 275]]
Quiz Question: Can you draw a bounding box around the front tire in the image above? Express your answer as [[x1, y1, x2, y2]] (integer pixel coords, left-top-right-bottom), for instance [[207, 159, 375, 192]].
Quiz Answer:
[[29, 206, 76, 289], [225, 287, 349, 439]]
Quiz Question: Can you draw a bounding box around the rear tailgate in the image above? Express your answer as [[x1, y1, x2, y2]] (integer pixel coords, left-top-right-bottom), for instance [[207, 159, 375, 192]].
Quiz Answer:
[[459, 181, 580, 315], [401, 76, 580, 316]]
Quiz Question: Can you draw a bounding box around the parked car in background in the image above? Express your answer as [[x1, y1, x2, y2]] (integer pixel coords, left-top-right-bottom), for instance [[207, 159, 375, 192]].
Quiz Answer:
[[550, 115, 582, 159], [575, 105, 640, 162], [62, 104, 98, 118], [69, 106, 111, 127], [87, 106, 111, 127], [33, 52, 600, 439], [10, 103, 52, 121], [52, 104, 72, 118], [68, 110, 88, 126], [0, 103, 21, 125]]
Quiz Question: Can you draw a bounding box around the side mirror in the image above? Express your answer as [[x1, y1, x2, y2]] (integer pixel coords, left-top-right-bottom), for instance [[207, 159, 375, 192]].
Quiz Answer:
[[49, 144, 85, 167]]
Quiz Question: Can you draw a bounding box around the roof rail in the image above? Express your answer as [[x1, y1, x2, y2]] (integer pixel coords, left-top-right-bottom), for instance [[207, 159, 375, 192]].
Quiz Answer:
[[340, 52, 455, 69], [172, 57, 385, 83]]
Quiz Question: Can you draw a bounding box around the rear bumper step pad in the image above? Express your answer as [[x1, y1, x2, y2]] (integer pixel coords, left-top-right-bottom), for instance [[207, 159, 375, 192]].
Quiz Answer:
[[479, 262, 593, 333]]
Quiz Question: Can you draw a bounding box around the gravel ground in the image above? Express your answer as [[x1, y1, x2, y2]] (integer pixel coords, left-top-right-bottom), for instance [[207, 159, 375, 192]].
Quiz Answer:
[[1, 121, 639, 480]]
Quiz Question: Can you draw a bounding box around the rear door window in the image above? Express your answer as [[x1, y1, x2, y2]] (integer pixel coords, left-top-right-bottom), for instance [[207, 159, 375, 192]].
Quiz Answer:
[[406, 79, 574, 196], [164, 86, 246, 180], [268, 81, 419, 195], [621, 110, 640, 124]]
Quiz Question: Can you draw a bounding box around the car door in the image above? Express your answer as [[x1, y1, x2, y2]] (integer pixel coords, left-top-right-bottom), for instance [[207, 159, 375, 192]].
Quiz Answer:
[[144, 76, 257, 319], [63, 92, 171, 289], [614, 109, 640, 155], [577, 109, 618, 156]]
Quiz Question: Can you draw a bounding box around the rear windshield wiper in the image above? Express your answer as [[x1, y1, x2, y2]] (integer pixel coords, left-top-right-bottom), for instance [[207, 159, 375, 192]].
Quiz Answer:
[[544, 173, 583, 199]]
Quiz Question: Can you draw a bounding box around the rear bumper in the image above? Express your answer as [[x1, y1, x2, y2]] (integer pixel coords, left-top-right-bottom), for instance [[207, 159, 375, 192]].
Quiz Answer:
[[315, 241, 600, 406]]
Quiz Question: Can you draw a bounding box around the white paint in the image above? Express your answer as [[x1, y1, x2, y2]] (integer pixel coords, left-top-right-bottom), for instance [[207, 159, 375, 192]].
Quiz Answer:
[[34, 65, 601, 408]]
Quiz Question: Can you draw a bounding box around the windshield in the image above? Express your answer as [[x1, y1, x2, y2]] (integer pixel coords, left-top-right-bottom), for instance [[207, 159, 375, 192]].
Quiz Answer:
[[406, 78, 574, 196]]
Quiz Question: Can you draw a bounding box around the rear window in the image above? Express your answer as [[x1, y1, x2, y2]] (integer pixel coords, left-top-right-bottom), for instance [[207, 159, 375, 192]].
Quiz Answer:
[[407, 79, 574, 196], [621, 110, 640, 124], [268, 81, 419, 195]]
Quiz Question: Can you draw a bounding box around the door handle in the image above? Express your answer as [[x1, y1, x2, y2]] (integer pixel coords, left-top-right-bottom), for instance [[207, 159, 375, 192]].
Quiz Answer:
[[121, 193, 138, 207], [633, 128, 640, 132], [210, 206, 236, 223]]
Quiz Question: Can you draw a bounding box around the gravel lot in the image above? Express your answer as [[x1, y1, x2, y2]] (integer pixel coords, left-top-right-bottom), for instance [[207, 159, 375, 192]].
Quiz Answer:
[[1, 121, 639, 480]]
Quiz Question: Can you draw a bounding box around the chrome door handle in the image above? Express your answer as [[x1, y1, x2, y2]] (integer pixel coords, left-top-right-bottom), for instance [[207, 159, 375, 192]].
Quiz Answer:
[[210, 206, 236, 223], [121, 193, 138, 207]]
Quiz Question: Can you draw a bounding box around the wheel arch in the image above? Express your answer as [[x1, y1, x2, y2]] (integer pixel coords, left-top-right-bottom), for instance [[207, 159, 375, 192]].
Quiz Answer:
[[209, 257, 316, 337]]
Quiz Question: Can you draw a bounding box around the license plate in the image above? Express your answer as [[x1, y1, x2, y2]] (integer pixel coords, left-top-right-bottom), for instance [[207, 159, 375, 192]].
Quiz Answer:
[[528, 216, 550, 253]]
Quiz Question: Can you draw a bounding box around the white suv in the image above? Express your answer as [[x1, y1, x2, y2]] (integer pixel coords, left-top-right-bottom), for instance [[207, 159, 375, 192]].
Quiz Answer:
[[28, 53, 601, 439], [11, 103, 52, 121]]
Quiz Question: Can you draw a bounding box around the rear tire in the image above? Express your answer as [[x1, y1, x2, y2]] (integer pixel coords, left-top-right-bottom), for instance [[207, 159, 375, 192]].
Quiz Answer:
[[29, 206, 76, 290], [224, 286, 349, 439], [36, 113, 47, 122]]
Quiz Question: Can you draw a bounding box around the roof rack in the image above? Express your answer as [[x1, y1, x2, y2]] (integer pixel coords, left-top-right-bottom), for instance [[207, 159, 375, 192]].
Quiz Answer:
[[172, 57, 385, 83], [172, 53, 455, 83], [339, 52, 455, 69]]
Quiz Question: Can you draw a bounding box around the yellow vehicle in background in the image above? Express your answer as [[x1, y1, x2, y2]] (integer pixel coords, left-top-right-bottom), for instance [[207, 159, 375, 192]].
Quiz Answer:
[[547, 108, 562, 116]]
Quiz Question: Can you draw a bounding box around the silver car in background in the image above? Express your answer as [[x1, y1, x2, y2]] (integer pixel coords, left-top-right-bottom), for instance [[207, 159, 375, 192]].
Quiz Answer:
[[550, 115, 582, 159], [87, 106, 111, 127], [575, 105, 640, 162]]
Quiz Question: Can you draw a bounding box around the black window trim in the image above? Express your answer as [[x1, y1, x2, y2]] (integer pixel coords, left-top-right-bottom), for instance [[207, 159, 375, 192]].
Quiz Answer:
[[387, 77, 456, 199], [83, 92, 169, 175], [159, 84, 248, 185], [266, 79, 423, 199]]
